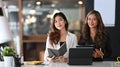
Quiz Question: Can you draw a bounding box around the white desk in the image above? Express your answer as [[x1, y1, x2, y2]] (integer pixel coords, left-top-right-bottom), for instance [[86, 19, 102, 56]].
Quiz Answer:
[[0, 61, 120, 67]]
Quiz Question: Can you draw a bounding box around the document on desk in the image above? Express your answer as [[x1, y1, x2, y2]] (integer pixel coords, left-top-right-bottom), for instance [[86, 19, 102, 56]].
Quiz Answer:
[[24, 61, 43, 65], [48, 42, 67, 57]]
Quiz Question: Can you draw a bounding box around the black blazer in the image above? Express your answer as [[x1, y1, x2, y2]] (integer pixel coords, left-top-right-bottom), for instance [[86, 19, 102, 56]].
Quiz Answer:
[[78, 35, 112, 61]]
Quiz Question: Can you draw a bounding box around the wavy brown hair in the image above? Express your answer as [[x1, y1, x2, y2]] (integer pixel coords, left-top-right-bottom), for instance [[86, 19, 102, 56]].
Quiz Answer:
[[82, 10, 107, 48], [49, 12, 68, 46]]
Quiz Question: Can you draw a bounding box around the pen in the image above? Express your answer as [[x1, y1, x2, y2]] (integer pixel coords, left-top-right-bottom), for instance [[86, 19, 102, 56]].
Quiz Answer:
[[100, 48, 103, 59]]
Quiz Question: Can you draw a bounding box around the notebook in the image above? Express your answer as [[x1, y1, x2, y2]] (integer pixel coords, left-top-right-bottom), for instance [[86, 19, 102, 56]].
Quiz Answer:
[[68, 46, 93, 65], [48, 42, 67, 57]]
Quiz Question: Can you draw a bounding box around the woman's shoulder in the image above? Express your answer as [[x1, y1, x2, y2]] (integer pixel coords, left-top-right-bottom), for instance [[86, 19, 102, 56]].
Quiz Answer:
[[68, 32, 76, 37]]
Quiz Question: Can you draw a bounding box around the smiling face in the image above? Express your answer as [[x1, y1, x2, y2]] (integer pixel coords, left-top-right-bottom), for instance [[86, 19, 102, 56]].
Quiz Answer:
[[54, 16, 66, 30], [87, 14, 98, 29]]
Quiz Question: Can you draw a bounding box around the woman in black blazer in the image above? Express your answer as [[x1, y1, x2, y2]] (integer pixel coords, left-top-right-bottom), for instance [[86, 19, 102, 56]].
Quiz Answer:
[[79, 10, 112, 61]]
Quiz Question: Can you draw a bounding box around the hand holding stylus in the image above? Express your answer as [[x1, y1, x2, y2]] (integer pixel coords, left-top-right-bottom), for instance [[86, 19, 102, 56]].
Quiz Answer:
[[93, 48, 104, 58]]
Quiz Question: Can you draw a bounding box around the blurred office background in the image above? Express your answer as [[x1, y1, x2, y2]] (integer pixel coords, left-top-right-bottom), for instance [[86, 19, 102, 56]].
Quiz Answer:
[[2, 0, 84, 61]]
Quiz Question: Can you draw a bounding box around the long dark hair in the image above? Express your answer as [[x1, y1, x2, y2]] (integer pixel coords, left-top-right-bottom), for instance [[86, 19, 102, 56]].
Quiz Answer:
[[49, 12, 68, 46], [82, 10, 107, 48]]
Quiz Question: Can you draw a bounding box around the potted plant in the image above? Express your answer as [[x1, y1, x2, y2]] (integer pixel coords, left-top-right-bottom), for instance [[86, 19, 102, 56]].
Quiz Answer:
[[1, 46, 15, 56], [0, 46, 16, 67]]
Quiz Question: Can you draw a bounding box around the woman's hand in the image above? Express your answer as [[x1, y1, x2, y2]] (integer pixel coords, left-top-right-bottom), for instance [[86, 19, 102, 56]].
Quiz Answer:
[[48, 56, 68, 62], [48, 56, 59, 62], [93, 48, 104, 58], [58, 56, 68, 62]]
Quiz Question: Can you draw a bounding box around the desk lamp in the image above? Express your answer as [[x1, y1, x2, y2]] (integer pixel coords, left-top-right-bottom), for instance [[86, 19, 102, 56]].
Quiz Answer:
[[0, 0, 12, 44], [0, 0, 13, 61]]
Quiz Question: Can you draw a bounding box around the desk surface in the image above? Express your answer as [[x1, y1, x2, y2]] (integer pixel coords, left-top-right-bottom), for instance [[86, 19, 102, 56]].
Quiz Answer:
[[0, 61, 120, 67]]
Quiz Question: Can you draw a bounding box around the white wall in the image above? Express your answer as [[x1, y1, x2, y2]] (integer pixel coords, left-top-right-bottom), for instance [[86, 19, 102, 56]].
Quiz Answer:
[[94, 0, 116, 27]]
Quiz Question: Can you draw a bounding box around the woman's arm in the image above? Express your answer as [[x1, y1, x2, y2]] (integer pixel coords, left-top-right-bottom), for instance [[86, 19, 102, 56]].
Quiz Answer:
[[44, 36, 56, 62], [44, 36, 60, 62], [44, 36, 49, 61], [104, 35, 112, 58], [72, 34, 78, 48]]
